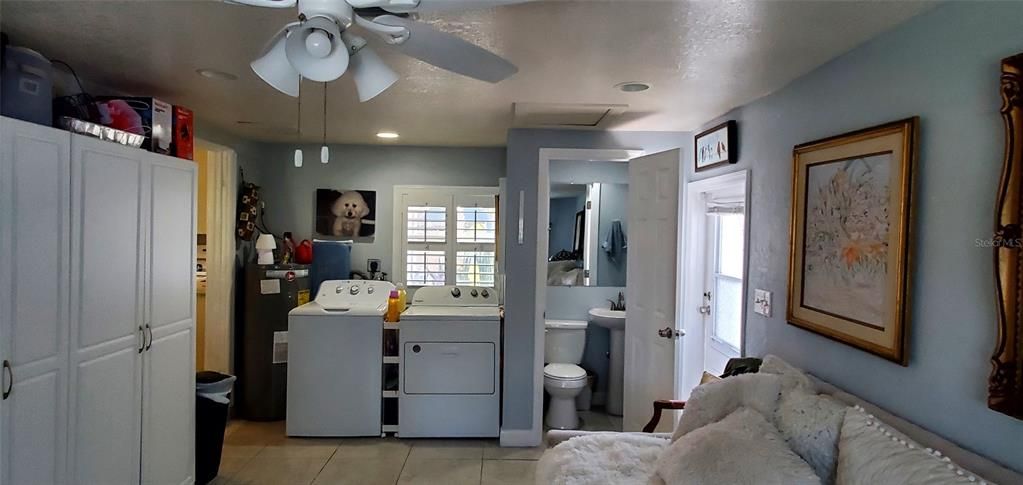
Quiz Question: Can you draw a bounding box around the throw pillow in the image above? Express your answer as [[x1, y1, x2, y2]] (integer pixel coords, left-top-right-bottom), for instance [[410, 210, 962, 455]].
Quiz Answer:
[[835, 406, 986, 485], [775, 388, 848, 484], [760, 354, 816, 391], [700, 371, 721, 385], [656, 407, 821, 485], [672, 373, 782, 442]]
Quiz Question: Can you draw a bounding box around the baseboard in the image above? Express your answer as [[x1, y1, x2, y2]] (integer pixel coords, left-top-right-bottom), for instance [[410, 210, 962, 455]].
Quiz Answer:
[[500, 428, 542, 447]]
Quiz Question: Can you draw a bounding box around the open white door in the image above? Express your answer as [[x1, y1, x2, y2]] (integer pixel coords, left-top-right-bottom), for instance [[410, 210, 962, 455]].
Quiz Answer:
[[623, 149, 682, 432]]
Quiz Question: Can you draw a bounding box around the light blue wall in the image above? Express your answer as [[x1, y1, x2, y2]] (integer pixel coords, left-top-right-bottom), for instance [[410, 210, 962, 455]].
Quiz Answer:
[[690, 1, 1023, 470], [246, 143, 505, 277], [503, 130, 688, 431]]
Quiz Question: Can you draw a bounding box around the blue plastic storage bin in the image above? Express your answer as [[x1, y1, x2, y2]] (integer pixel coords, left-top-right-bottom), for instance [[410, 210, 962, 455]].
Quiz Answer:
[[1, 46, 53, 125]]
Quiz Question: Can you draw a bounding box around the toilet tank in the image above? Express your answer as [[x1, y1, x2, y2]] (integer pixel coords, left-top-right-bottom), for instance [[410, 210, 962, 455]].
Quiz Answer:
[[544, 319, 588, 364]]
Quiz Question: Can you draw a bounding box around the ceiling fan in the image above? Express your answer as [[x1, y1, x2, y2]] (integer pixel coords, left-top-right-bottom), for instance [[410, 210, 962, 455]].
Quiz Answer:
[[227, 0, 529, 101]]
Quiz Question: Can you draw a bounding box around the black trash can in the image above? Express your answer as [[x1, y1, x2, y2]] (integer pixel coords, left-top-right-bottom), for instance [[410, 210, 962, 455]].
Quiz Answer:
[[195, 371, 235, 485]]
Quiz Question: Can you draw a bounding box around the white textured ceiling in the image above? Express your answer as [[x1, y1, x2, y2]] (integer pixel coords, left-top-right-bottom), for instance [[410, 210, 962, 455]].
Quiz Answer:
[[0, 0, 934, 146]]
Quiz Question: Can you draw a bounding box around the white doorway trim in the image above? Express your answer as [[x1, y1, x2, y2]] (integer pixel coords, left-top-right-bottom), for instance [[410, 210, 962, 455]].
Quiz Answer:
[[519, 148, 643, 446], [678, 170, 750, 403], [196, 138, 238, 374]]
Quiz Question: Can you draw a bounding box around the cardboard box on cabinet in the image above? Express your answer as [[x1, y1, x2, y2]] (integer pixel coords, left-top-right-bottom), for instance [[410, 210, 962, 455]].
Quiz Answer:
[[95, 96, 173, 154], [173, 105, 194, 160]]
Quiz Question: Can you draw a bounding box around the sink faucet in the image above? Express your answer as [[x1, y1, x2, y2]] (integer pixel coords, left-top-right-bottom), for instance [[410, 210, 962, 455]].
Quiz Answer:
[[608, 292, 626, 311]]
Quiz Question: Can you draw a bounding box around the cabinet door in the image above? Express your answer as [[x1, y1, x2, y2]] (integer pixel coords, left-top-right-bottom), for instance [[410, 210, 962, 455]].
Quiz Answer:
[[68, 135, 145, 485], [141, 157, 196, 485], [0, 118, 71, 485]]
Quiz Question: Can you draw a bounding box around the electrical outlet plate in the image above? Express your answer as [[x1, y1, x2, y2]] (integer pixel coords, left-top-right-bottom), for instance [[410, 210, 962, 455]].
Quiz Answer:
[[754, 289, 772, 317], [368, 258, 381, 272]]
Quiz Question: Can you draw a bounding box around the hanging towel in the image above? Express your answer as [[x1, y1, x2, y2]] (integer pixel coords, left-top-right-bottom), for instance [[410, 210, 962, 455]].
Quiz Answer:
[[602, 220, 627, 264]]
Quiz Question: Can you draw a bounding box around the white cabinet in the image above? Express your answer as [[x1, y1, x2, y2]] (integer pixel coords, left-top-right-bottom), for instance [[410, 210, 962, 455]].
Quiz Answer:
[[0, 117, 196, 485], [0, 117, 71, 485], [142, 159, 197, 485], [68, 133, 147, 485]]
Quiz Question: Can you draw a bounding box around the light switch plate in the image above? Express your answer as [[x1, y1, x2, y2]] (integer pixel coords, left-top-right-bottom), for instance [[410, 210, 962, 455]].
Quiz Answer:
[[754, 289, 772, 317]]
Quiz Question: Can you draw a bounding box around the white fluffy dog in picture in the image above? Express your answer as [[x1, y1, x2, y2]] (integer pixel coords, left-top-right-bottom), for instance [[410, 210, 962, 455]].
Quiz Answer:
[[331, 191, 370, 238]]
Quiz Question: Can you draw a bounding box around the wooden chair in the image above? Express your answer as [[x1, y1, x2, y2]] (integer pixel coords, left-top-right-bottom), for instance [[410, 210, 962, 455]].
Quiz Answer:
[[641, 357, 762, 433]]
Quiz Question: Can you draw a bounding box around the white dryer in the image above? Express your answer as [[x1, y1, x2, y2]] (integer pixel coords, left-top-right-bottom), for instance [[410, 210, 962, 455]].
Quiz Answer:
[[399, 286, 501, 438], [287, 280, 394, 437]]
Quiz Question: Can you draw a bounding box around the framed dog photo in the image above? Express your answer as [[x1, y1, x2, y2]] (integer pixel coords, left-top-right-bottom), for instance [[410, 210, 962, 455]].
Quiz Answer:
[[787, 118, 918, 364], [315, 189, 377, 242], [694, 120, 736, 172]]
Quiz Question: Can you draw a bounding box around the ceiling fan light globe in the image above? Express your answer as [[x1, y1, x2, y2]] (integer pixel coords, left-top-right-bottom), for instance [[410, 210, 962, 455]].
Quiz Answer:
[[350, 46, 399, 102], [251, 33, 300, 97], [305, 30, 332, 58], [286, 16, 349, 82]]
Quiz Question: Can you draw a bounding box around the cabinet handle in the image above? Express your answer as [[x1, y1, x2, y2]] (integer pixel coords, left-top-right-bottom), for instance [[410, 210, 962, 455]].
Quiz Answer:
[[2, 360, 12, 400], [138, 326, 145, 353], [145, 324, 153, 351]]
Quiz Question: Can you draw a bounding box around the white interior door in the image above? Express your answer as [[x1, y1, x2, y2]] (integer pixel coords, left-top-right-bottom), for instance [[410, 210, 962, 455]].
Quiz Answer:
[[68, 135, 145, 485], [142, 159, 196, 485], [0, 118, 70, 484], [623, 149, 682, 432]]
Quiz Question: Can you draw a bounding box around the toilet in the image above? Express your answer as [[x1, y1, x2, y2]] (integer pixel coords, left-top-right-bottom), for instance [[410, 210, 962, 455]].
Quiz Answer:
[[543, 319, 589, 429]]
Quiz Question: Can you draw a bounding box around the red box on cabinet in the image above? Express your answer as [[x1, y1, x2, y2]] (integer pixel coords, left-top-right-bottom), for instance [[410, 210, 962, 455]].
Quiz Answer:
[[173, 106, 194, 160]]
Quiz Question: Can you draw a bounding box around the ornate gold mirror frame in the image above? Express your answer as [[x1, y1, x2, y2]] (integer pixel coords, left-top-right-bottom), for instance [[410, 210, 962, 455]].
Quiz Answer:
[[992, 52, 1023, 419]]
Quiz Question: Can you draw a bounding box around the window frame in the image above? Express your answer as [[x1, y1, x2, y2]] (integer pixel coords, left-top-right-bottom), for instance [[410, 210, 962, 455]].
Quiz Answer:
[[394, 186, 500, 288], [705, 212, 745, 357]]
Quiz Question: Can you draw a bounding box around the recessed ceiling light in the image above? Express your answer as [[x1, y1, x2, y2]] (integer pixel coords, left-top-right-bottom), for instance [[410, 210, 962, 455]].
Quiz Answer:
[[615, 82, 651, 93], [376, 132, 400, 139], [197, 68, 238, 81]]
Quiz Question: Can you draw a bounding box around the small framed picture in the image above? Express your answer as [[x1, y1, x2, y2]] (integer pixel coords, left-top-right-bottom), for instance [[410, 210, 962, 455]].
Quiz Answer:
[[694, 120, 737, 171]]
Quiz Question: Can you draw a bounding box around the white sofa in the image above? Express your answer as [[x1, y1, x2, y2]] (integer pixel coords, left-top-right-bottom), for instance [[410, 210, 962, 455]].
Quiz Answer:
[[540, 367, 1022, 485]]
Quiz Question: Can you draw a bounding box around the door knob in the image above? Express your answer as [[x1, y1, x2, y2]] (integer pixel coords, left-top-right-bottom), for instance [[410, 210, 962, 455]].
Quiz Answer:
[[658, 327, 684, 339]]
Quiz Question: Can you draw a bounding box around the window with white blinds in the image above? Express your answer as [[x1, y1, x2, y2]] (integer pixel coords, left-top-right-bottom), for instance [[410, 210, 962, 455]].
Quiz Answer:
[[395, 187, 499, 288]]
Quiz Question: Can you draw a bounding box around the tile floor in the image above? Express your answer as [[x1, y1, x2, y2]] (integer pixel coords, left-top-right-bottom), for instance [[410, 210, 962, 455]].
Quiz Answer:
[[214, 408, 620, 485], [212, 421, 545, 485]]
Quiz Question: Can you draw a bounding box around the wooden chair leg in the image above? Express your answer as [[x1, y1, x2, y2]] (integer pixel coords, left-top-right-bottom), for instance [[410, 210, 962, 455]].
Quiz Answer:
[[642, 400, 686, 433]]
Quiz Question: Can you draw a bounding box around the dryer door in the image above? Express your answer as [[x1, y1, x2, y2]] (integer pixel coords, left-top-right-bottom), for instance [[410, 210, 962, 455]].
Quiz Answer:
[[403, 342, 495, 395]]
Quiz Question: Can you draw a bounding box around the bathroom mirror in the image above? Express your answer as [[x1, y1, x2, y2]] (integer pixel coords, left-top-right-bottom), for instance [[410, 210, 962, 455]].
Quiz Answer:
[[547, 160, 629, 287]]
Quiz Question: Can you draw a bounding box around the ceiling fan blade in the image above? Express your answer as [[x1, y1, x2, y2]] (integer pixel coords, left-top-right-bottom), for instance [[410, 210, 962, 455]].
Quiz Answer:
[[224, 0, 297, 8], [383, 0, 533, 13], [373, 14, 517, 83]]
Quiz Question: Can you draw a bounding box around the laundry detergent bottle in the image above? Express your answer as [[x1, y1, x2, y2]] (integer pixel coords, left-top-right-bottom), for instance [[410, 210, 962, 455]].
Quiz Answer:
[[396, 283, 407, 311], [386, 289, 401, 323]]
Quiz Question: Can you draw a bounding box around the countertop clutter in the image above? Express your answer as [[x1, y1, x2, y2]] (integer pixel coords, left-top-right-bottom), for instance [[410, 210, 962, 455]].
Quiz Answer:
[[0, 37, 194, 160]]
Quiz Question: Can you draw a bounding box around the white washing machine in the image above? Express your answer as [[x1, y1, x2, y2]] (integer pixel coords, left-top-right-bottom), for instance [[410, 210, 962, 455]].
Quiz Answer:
[[399, 285, 501, 438], [287, 280, 394, 437]]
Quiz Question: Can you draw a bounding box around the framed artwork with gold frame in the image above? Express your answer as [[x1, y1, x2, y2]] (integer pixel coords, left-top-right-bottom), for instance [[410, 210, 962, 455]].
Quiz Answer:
[[787, 118, 918, 364]]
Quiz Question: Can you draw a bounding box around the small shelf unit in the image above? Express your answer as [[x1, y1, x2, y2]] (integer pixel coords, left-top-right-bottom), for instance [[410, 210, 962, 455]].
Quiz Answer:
[[382, 325, 400, 435]]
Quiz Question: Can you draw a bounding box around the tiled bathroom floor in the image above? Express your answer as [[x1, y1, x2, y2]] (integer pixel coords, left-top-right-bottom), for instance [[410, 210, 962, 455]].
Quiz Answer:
[[212, 420, 545, 485]]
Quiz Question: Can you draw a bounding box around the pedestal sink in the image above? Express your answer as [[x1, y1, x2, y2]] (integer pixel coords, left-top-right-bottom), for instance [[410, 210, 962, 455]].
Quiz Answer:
[[589, 308, 626, 416]]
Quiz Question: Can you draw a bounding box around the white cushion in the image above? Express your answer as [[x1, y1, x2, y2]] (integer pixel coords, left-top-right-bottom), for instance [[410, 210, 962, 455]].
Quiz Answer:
[[836, 407, 983, 485], [760, 354, 816, 391], [672, 373, 782, 442], [656, 407, 822, 485], [536, 433, 669, 485], [775, 388, 848, 484]]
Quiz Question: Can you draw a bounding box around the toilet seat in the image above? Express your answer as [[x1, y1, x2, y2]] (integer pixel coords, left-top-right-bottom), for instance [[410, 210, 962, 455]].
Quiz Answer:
[[544, 363, 586, 381]]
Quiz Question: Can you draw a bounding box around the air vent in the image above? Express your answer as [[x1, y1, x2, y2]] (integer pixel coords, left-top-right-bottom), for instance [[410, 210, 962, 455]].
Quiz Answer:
[[512, 103, 628, 129]]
